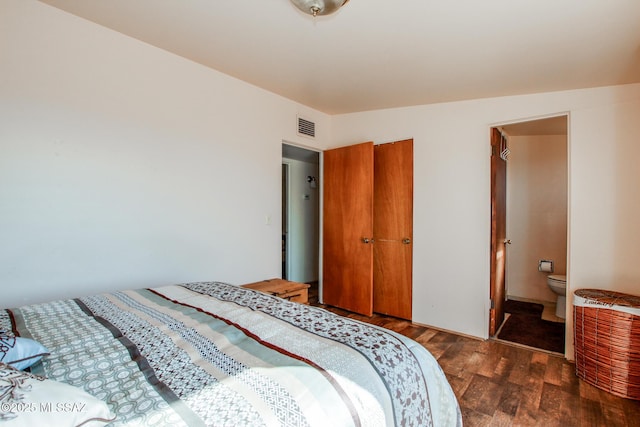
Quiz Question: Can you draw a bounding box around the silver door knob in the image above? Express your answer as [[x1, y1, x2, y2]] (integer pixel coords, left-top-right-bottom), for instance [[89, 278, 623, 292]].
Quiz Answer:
[[402, 238, 411, 244]]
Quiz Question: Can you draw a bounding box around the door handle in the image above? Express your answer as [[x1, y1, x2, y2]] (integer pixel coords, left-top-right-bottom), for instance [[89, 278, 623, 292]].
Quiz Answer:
[[504, 239, 511, 245], [362, 237, 374, 244], [372, 237, 412, 244]]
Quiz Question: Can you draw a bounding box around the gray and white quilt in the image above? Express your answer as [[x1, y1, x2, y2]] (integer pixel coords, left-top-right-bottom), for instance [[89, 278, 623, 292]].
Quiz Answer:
[[2, 282, 462, 426]]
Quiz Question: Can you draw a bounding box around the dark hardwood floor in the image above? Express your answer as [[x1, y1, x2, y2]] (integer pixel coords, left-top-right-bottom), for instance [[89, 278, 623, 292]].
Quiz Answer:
[[308, 288, 640, 426]]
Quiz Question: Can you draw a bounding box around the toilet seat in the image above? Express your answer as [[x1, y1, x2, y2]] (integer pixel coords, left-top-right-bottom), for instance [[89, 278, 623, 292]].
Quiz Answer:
[[548, 274, 566, 285]]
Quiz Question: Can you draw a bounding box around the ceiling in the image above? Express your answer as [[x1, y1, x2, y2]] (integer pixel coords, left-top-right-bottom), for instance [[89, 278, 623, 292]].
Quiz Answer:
[[283, 144, 320, 163], [501, 115, 567, 136], [39, 0, 640, 115]]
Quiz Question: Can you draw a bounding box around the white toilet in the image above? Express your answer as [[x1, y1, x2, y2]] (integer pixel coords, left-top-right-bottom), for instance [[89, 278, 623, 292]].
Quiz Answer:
[[547, 274, 567, 319]]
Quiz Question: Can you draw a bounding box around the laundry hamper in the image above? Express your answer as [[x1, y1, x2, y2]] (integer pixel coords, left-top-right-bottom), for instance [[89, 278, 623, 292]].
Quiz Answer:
[[574, 289, 640, 400]]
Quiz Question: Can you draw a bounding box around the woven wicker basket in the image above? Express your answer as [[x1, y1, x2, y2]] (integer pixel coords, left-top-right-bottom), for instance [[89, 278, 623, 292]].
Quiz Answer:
[[574, 289, 640, 400]]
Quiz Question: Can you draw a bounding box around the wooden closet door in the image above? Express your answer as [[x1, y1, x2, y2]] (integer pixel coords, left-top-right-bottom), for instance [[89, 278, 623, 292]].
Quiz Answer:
[[322, 142, 374, 316], [373, 139, 413, 319]]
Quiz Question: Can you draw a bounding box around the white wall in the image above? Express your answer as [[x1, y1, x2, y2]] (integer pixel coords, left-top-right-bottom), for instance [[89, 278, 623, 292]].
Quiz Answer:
[[506, 135, 568, 302], [0, 0, 331, 307], [331, 83, 640, 359]]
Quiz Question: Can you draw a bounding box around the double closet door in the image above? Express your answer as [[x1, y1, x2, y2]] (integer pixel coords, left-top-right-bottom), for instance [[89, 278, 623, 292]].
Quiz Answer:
[[323, 139, 413, 319]]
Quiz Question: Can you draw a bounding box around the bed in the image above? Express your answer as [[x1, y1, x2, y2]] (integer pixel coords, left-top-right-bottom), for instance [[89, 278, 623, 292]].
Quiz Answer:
[[1, 281, 462, 426]]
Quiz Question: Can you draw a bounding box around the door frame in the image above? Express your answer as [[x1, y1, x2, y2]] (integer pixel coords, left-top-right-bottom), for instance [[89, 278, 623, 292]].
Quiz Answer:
[[488, 113, 571, 338]]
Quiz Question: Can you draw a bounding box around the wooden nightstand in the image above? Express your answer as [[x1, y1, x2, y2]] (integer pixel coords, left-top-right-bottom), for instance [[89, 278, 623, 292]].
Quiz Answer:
[[241, 278, 310, 304]]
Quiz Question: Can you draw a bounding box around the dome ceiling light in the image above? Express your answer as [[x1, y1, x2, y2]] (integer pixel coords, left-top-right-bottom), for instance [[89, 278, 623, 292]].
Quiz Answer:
[[290, 0, 350, 17]]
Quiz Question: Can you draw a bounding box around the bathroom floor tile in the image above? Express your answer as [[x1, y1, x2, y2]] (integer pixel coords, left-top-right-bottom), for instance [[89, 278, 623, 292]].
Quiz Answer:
[[541, 302, 565, 323]]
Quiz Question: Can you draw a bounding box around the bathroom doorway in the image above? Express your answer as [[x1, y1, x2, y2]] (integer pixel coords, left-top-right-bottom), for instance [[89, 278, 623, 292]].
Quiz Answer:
[[490, 115, 569, 355], [282, 143, 320, 284]]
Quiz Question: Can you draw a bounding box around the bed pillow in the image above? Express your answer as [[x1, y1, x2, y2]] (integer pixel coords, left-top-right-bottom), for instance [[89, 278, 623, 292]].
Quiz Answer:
[[0, 333, 49, 370], [0, 363, 115, 426]]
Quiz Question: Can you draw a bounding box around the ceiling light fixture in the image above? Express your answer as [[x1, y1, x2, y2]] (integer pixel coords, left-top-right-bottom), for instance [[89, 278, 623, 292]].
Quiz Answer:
[[290, 0, 350, 17]]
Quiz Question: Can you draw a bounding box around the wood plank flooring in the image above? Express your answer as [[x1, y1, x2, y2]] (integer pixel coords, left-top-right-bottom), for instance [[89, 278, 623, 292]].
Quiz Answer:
[[310, 294, 640, 426]]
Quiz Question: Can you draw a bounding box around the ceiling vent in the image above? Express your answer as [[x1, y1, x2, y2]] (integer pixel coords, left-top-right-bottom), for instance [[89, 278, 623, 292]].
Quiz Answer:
[[297, 116, 316, 139]]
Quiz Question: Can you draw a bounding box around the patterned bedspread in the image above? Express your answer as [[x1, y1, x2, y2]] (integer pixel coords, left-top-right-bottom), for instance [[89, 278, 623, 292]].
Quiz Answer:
[[2, 282, 462, 426]]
